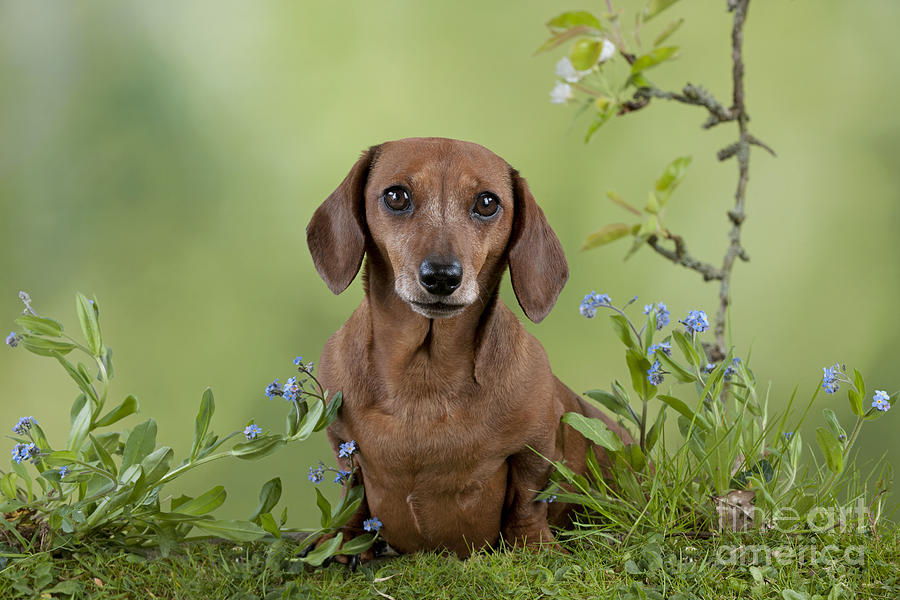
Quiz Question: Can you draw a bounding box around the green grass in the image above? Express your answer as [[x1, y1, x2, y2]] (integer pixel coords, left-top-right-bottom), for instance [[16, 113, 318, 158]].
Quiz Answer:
[[2, 526, 898, 600]]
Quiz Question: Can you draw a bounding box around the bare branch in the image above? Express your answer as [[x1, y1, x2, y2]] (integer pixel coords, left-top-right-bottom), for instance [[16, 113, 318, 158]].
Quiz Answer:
[[712, 0, 752, 361], [630, 84, 734, 127], [647, 234, 723, 281]]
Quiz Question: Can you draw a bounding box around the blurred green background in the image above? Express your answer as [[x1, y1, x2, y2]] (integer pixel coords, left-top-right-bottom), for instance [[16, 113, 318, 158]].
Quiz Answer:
[[2, 1, 898, 528]]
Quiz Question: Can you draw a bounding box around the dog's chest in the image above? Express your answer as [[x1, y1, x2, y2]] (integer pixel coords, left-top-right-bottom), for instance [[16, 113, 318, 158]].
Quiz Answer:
[[338, 389, 511, 554], [345, 386, 509, 472]]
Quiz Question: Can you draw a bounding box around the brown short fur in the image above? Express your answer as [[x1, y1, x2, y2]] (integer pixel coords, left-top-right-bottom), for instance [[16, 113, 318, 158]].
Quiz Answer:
[[306, 137, 631, 558]]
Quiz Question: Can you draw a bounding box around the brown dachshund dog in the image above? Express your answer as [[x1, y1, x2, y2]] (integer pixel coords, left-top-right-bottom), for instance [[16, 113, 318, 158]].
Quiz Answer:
[[306, 137, 631, 558]]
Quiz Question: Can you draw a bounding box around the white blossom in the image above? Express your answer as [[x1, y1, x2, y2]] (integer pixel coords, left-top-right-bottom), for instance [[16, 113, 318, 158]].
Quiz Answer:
[[598, 38, 616, 63], [555, 56, 591, 83], [549, 82, 573, 104]]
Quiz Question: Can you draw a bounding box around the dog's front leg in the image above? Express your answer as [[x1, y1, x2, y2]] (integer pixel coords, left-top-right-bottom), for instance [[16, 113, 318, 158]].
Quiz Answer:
[[500, 449, 556, 549]]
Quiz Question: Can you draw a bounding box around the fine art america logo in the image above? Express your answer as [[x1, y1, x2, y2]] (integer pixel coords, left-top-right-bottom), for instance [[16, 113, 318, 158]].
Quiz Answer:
[[715, 499, 872, 566]]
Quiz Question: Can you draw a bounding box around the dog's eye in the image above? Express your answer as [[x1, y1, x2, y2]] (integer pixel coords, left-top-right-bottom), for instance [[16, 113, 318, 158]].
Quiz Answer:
[[381, 186, 412, 213], [472, 193, 500, 219]]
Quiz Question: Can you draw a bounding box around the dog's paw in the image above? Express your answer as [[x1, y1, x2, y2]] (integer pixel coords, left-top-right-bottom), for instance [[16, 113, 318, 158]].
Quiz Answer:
[[504, 524, 564, 553]]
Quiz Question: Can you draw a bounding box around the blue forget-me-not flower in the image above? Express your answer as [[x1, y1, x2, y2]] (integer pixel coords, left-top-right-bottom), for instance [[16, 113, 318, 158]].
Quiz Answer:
[[12, 416, 35, 435], [243, 424, 262, 440], [579, 291, 611, 319], [872, 390, 891, 412], [682, 310, 710, 334], [822, 364, 842, 395], [363, 517, 383, 532], [339, 440, 357, 458]]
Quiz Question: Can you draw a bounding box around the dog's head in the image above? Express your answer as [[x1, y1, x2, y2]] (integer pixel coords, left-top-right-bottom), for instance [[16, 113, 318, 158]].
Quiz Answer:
[[307, 137, 568, 322]]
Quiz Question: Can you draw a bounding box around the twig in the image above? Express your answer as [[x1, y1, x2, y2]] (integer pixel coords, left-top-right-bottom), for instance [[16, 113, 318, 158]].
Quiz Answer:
[[712, 0, 752, 361], [620, 0, 771, 361], [647, 234, 723, 281], [632, 84, 734, 128]]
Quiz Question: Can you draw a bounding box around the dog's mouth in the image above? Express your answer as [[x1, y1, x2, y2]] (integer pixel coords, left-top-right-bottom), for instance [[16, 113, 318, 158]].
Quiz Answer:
[[408, 300, 468, 319]]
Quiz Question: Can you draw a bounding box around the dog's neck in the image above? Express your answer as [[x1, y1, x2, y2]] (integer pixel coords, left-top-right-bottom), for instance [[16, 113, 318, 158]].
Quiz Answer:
[[362, 259, 501, 393]]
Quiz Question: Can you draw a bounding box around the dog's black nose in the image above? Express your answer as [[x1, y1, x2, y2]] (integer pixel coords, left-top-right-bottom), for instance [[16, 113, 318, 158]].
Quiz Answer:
[[418, 258, 462, 296]]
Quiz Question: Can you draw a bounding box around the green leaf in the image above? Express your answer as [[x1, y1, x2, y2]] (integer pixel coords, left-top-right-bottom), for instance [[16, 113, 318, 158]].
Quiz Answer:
[[176, 486, 226, 516], [28, 422, 51, 455], [792, 493, 815, 518], [631, 46, 679, 73], [584, 389, 638, 425], [629, 72, 653, 89], [816, 427, 844, 474], [52, 353, 98, 404], [607, 191, 642, 216], [258, 512, 280, 538], [1, 473, 17, 500], [658, 395, 709, 430], [581, 223, 632, 250], [340, 533, 376, 556], [853, 368, 866, 399], [561, 412, 624, 452], [636, 214, 659, 237], [625, 349, 655, 399], [822, 409, 847, 445], [644, 313, 657, 350], [654, 156, 692, 205], [315, 487, 332, 529], [583, 446, 607, 483], [642, 0, 682, 22], [193, 519, 267, 542], [848, 389, 863, 418], [609, 314, 639, 350], [584, 110, 614, 142], [301, 533, 343, 567], [154, 511, 211, 523], [286, 409, 300, 439], [655, 351, 696, 383], [569, 38, 603, 70], [89, 434, 118, 479], [232, 436, 286, 460], [293, 398, 325, 442], [119, 465, 146, 485], [139, 446, 174, 487], [331, 485, 365, 528], [94, 395, 139, 428], [645, 191, 660, 214], [192, 388, 215, 462], [67, 399, 93, 452], [848, 369, 866, 417], [75, 293, 102, 356], [653, 18, 684, 47], [42, 450, 78, 468], [250, 477, 282, 523], [121, 419, 158, 472], [15, 315, 63, 337], [318, 391, 343, 431], [535, 25, 594, 55], [546, 11, 603, 32], [646, 406, 667, 452], [620, 443, 646, 472], [100, 346, 115, 380], [671, 330, 701, 370], [21, 336, 76, 357]]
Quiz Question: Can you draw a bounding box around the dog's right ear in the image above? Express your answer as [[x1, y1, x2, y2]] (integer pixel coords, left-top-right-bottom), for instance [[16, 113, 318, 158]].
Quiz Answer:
[[306, 146, 378, 294]]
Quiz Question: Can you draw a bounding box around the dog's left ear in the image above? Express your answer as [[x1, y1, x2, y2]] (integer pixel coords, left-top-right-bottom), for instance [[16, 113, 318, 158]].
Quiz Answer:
[[507, 169, 569, 323], [306, 146, 378, 294]]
